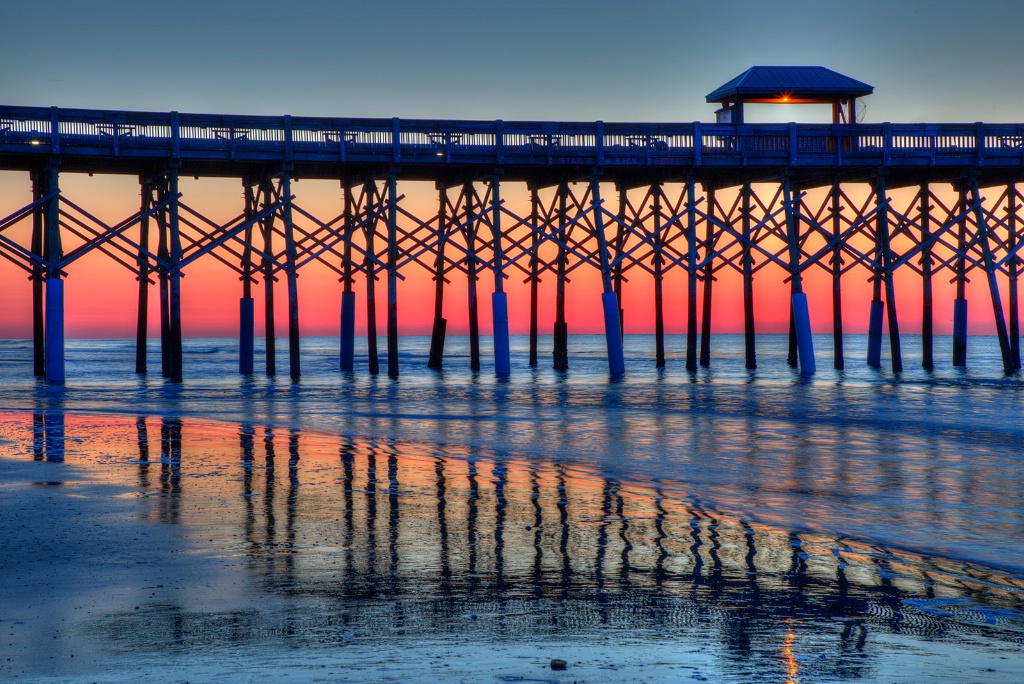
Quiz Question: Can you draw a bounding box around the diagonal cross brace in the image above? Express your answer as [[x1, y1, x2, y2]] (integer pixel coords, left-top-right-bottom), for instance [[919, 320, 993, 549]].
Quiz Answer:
[[57, 193, 178, 270], [177, 196, 289, 272]]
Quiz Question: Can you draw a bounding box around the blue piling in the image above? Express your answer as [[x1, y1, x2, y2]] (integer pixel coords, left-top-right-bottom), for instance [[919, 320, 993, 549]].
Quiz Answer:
[[602, 291, 625, 376], [953, 298, 968, 366], [791, 292, 816, 375], [340, 290, 356, 371], [867, 299, 884, 368], [44, 278, 65, 385], [492, 292, 511, 376], [239, 297, 254, 375]]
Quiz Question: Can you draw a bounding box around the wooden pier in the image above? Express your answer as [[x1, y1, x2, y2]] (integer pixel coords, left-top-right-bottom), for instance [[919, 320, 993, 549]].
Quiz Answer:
[[1, 101, 1023, 382]]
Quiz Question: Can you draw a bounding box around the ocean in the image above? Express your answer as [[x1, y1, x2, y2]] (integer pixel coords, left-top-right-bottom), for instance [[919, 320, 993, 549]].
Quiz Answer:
[[1, 332, 1022, 682]]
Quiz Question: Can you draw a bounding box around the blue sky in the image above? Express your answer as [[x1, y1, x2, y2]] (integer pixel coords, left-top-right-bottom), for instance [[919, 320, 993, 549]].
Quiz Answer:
[[3, 0, 1023, 122]]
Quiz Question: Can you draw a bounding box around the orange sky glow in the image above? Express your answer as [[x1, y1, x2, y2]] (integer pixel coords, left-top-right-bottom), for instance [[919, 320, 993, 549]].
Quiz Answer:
[[0, 171, 1009, 339]]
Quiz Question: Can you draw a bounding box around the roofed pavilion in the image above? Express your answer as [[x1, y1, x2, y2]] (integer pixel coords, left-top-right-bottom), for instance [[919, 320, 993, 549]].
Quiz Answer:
[[706, 66, 873, 124]]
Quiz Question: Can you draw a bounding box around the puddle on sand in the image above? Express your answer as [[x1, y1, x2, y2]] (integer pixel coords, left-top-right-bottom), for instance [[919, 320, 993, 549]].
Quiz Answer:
[[1, 410, 1023, 683]]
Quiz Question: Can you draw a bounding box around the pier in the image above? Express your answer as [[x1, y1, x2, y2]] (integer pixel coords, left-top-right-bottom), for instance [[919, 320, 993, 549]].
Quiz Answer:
[[2, 68, 1022, 383]]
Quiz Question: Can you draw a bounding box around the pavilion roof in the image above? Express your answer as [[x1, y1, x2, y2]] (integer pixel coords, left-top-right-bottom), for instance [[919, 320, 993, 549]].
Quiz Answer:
[[706, 66, 873, 103]]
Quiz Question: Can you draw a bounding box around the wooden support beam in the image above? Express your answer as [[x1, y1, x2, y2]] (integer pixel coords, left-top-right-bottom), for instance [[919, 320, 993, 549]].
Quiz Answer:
[[363, 180, 379, 376], [591, 176, 625, 376], [386, 171, 399, 378], [261, 177, 277, 377], [239, 182, 256, 376], [528, 187, 540, 367], [970, 177, 1015, 375], [491, 176, 510, 377], [554, 182, 569, 371], [157, 177, 171, 378], [428, 183, 447, 370], [1009, 186, 1021, 370], [742, 183, 756, 370], [783, 177, 815, 375], [43, 162, 64, 384], [685, 179, 698, 372], [831, 183, 845, 370], [699, 188, 715, 368], [920, 186, 934, 371], [877, 176, 902, 374], [167, 169, 184, 383], [281, 172, 301, 381], [464, 183, 481, 373], [136, 178, 153, 375], [31, 170, 45, 377], [953, 189, 969, 368], [653, 185, 665, 369], [340, 180, 356, 373]]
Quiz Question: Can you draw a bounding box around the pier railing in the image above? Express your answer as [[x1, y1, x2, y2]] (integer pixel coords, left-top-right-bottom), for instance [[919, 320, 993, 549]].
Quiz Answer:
[[2, 105, 1024, 169]]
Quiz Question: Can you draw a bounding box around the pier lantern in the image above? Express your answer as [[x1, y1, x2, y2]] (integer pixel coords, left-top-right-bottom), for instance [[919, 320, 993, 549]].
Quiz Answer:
[[706, 66, 873, 124]]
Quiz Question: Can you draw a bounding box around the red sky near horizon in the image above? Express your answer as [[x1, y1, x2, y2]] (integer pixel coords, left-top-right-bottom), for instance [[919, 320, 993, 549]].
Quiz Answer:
[[0, 171, 1010, 340]]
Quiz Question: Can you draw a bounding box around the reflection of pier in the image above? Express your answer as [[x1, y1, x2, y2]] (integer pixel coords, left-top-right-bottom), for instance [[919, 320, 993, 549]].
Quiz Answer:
[[119, 417, 1024, 661], [2, 93, 1024, 383], [6, 411, 1023, 677]]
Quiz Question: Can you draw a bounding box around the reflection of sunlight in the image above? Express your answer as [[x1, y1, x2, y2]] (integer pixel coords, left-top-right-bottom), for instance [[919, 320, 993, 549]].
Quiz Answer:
[[782, 621, 799, 683]]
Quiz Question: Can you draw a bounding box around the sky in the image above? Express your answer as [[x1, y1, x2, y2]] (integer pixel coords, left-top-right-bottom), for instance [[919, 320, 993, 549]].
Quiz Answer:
[[1, 0, 1023, 339]]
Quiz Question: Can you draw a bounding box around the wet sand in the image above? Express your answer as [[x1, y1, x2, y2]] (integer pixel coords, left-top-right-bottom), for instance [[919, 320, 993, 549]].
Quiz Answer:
[[1, 410, 1023, 682]]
